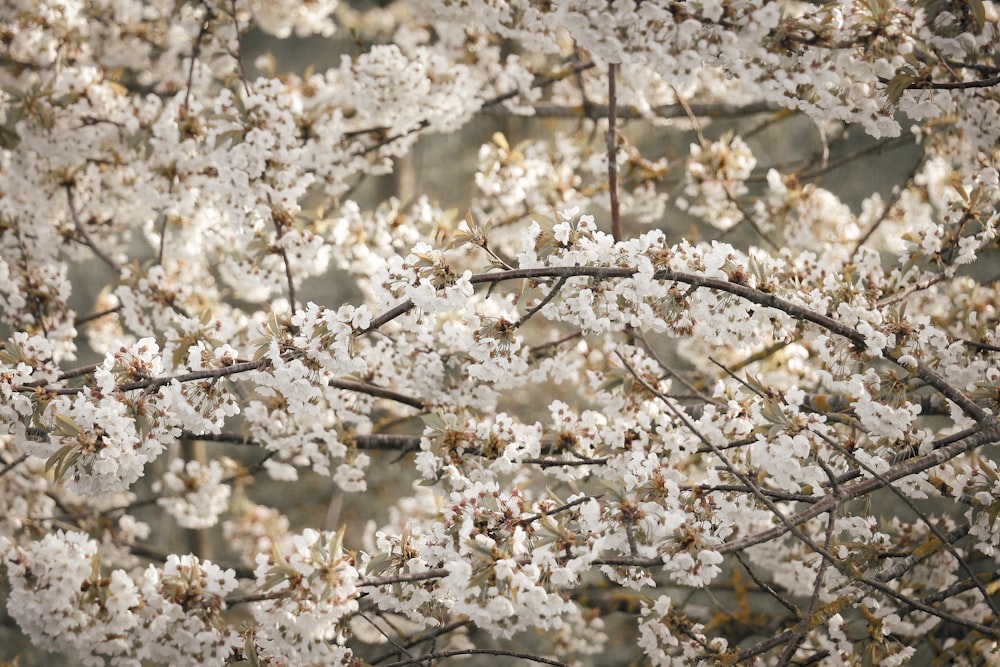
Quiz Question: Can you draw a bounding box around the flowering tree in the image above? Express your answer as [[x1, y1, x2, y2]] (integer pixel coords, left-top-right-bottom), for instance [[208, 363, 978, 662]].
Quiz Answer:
[[2, 0, 1000, 665]]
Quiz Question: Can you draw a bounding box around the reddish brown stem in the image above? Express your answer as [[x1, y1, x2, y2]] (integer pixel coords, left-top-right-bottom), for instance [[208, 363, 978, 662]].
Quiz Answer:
[[607, 64, 621, 242]]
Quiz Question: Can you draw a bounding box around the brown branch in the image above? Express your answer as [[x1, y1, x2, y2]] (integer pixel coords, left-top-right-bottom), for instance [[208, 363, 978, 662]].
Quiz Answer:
[[633, 329, 721, 407], [722, 426, 998, 557], [816, 430, 1000, 619], [748, 134, 914, 184], [607, 64, 621, 242], [529, 330, 583, 358], [22, 262, 993, 429], [616, 351, 858, 593], [459, 264, 992, 424], [360, 569, 449, 588], [182, 8, 212, 112], [57, 363, 101, 381], [593, 426, 996, 570], [227, 0, 251, 96], [897, 569, 1000, 616], [480, 100, 780, 120], [732, 522, 979, 663], [516, 494, 598, 528], [277, 238, 297, 313], [963, 338, 1000, 353], [16, 358, 269, 395], [182, 431, 425, 454], [327, 379, 426, 410], [379, 648, 571, 667], [856, 573, 998, 638], [14, 253, 994, 492], [482, 59, 597, 111], [909, 73, 1000, 90]]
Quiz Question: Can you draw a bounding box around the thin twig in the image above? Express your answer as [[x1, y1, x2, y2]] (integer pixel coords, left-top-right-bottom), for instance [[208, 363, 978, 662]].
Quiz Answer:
[[851, 152, 927, 257], [357, 612, 417, 660], [747, 134, 913, 184], [370, 621, 472, 664], [0, 453, 28, 479], [227, 0, 251, 96], [634, 329, 721, 406], [57, 363, 100, 381], [529, 330, 583, 358], [673, 88, 707, 148], [65, 184, 122, 274], [962, 338, 1000, 353], [722, 427, 998, 557], [182, 7, 212, 111], [514, 275, 569, 329], [733, 549, 801, 617], [360, 60, 598, 159], [328, 378, 427, 410], [776, 510, 837, 666], [360, 569, 449, 588], [617, 351, 846, 572], [516, 495, 599, 527], [74, 304, 122, 326]]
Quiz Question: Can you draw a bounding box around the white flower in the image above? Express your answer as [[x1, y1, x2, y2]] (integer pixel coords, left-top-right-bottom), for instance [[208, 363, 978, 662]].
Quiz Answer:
[[155, 458, 232, 529]]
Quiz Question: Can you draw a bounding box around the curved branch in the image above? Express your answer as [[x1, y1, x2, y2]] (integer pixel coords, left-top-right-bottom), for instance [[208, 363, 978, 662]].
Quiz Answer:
[[23, 262, 994, 429], [379, 649, 571, 667], [327, 378, 427, 410]]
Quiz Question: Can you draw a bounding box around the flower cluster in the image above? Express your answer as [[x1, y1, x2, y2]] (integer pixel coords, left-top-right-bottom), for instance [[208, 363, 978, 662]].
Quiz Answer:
[[154, 458, 233, 529], [251, 528, 360, 665], [2, 532, 239, 666]]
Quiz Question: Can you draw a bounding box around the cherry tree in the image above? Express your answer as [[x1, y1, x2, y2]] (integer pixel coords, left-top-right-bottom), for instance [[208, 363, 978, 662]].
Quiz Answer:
[[2, 0, 1000, 665]]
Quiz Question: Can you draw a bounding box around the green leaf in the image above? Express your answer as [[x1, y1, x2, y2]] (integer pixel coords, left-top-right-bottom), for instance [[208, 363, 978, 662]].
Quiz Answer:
[[367, 552, 395, 576], [46, 444, 81, 482], [53, 413, 83, 437], [0, 124, 20, 150], [244, 633, 262, 667], [970, 0, 986, 30], [885, 70, 918, 108]]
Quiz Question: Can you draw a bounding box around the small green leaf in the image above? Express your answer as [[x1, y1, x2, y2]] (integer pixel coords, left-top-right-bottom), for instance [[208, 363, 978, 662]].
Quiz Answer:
[[970, 0, 986, 30], [244, 632, 262, 667], [885, 70, 918, 108], [46, 444, 81, 482], [54, 413, 83, 437]]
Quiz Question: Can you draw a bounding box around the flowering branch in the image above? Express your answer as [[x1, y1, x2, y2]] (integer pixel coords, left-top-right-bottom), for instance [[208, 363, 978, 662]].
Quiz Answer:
[[4, 2, 1000, 665]]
